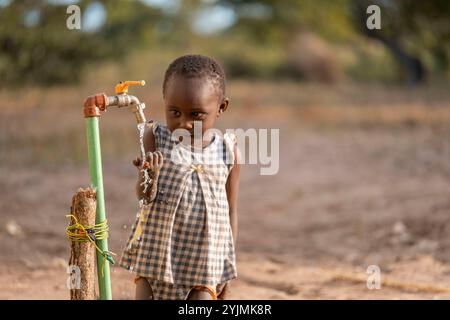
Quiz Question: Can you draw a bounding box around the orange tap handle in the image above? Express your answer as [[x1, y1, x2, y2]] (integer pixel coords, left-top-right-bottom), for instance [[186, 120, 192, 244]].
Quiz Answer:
[[114, 80, 146, 94]]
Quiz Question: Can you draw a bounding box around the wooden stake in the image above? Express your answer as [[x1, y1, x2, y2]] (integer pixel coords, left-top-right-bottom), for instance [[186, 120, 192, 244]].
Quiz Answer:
[[68, 187, 97, 300]]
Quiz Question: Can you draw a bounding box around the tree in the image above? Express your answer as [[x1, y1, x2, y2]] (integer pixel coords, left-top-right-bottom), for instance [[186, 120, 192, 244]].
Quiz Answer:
[[352, 0, 450, 85], [0, 0, 162, 85], [222, 0, 450, 84]]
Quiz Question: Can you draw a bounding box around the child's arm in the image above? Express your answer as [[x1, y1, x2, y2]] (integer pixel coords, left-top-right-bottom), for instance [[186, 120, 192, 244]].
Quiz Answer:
[[133, 127, 163, 202], [219, 144, 240, 299], [226, 143, 240, 248]]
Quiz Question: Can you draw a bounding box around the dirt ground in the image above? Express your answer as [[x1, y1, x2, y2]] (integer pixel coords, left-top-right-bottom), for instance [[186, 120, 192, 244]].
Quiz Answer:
[[1, 82, 450, 299]]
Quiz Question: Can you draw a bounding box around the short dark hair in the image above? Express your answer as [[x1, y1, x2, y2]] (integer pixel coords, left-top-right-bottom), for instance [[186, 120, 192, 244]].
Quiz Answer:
[[163, 54, 226, 99]]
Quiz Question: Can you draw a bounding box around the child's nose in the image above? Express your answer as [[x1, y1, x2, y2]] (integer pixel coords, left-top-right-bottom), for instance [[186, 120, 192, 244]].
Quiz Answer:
[[179, 119, 193, 131]]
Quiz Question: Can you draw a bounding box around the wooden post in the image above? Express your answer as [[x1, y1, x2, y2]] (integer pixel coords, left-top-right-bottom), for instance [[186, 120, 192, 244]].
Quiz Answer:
[[68, 187, 97, 300]]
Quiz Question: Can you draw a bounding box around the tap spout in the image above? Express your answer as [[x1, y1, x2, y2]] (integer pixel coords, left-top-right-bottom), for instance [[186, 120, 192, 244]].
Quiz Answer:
[[106, 94, 147, 124]]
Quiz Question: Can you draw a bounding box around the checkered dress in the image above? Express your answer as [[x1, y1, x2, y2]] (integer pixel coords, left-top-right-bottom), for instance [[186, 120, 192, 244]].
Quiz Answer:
[[119, 120, 237, 289]]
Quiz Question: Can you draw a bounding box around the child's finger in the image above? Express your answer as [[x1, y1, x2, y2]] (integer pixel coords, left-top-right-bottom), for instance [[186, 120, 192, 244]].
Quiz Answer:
[[147, 152, 153, 166], [156, 151, 164, 167], [153, 152, 160, 167], [142, 161, 151, 169], [132, 157, 142, 167], [152, 152, 158, 167]]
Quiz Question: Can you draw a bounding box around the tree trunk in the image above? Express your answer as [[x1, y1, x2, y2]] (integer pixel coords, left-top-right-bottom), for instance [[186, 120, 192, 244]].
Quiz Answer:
[[352, 0, 425, 85], [68, 187, 97, 300]]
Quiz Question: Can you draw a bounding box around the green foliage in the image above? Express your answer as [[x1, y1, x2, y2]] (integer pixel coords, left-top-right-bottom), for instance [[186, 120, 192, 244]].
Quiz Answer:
[[345, 42, 400, 83], [351, 0, 450, 80], [0, 0, 160, 85], [0, 0, 449, 86]]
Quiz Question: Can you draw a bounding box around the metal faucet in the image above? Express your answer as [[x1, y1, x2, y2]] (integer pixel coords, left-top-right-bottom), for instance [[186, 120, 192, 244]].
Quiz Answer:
[[83, 80, 147, 124]]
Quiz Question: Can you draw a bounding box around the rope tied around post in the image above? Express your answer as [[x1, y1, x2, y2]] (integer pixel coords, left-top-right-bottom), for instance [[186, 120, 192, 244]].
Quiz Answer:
[[66, 214, 116, 276]]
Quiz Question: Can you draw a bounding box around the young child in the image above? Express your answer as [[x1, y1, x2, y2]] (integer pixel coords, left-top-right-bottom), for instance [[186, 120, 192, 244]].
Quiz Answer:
[[119, 54, 240, 300]]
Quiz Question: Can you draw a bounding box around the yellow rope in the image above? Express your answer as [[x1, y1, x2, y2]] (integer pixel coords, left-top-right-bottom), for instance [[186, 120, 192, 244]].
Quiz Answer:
[[66, 214, 116, 276]]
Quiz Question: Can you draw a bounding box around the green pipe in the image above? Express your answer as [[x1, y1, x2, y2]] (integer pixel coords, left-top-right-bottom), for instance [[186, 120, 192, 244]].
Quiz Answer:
[[85, 116, 112, 300]]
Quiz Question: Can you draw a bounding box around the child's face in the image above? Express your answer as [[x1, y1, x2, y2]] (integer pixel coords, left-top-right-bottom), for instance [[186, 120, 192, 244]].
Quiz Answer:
[[164, 75, 228, 140]]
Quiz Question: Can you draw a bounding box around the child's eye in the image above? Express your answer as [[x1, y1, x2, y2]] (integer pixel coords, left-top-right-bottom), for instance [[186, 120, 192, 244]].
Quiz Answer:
[[192, 112, 206, 119], [170, 110, 181, 117]]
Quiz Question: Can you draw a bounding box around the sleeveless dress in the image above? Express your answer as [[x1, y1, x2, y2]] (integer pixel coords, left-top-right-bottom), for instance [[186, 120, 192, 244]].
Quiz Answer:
[[119, 120, 237, 299]]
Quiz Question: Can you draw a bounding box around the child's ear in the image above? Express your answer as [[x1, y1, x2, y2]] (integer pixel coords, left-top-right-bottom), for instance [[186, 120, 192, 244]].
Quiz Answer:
[[217, 97, 229, 117]]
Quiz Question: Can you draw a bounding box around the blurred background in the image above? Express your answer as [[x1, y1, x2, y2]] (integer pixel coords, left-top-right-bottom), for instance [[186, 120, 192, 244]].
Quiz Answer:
[[1, 0, 450, 299]]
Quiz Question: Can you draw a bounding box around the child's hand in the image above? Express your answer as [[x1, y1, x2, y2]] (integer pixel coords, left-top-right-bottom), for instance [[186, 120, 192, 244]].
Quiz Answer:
[[134, 151, 164, 203], [133, 151, 164, 171], [132, 157, 143, 168], [143, 151, 164, 171]]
